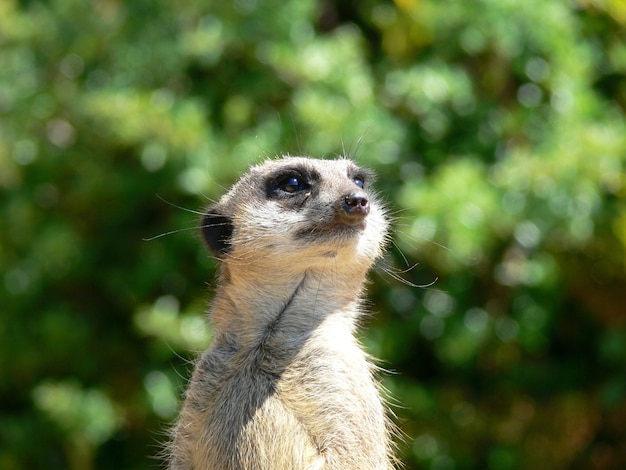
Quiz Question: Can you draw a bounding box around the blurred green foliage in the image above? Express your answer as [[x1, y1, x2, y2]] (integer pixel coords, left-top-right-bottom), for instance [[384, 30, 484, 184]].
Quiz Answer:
[[2, 0, 626, 468]]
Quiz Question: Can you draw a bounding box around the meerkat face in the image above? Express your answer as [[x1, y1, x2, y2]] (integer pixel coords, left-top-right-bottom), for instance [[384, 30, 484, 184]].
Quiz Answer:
[[201, 157, 388, 271]]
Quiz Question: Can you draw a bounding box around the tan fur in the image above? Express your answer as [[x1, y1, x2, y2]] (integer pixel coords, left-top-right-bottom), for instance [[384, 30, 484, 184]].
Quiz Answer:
[[168, 157, 396, 469]]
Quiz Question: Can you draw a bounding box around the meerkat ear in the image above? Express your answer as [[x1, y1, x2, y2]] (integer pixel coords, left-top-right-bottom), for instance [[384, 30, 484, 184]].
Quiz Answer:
[[201, 208, 233, 256]]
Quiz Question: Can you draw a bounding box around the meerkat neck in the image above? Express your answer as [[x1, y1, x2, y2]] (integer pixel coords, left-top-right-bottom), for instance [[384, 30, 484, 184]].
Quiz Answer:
[[210, 267, 367, 350]]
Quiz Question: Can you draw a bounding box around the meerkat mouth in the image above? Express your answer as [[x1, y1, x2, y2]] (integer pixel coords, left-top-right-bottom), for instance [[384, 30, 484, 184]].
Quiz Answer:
[[295, 219, 367, 244], [327, 220, 367, 234]]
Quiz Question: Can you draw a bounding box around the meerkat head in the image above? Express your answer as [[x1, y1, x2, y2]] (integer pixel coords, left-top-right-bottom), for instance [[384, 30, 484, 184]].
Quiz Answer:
[[201, 156, 388, 274]]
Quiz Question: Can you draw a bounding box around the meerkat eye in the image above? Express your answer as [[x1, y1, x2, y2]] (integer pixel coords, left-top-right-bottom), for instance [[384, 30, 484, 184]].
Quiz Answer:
[[278, 175, 305, 193], [353, 176, 365, 189]]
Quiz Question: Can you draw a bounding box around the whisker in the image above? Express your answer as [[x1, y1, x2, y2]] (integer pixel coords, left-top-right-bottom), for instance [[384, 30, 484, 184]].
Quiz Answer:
[[290, 113, 303, 155], [389, 239, 412, 270], [392, 262, 421, 275], [387, 207, 413, 217], [144, 219, 232, 242], [143, 226, 202, 241], [156, 194, 207, 215], [396, 229, 452, 252], [382, 266, 439, 289]]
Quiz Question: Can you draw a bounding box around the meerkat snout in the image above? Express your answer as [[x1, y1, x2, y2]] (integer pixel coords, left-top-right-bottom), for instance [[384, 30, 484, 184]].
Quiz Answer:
[[342, 191, 370, 220]]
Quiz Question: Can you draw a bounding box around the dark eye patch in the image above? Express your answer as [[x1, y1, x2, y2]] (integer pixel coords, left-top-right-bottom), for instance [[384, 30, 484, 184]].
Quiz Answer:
[[349, 167, 372, 190], [266, 166, 314, 199], [278, 174, 306, 193]]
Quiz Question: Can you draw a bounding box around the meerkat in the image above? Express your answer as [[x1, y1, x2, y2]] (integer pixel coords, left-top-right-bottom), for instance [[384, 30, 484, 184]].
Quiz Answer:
[[168, 156, 396, 469]]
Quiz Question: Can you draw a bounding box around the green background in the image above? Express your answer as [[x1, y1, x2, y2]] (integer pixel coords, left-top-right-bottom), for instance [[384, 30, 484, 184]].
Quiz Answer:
[[2, 0, 626, 468]]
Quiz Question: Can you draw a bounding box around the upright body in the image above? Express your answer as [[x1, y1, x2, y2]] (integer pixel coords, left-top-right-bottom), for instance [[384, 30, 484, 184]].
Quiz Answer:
[[169, 157, 394, 469]]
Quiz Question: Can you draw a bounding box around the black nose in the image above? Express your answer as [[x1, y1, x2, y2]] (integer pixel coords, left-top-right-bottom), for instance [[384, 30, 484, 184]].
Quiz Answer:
[[342, 192, 370, 218]]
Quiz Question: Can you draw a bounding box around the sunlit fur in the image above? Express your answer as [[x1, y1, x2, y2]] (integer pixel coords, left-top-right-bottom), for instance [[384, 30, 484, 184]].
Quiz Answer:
[[168, 156, 396, 469]]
